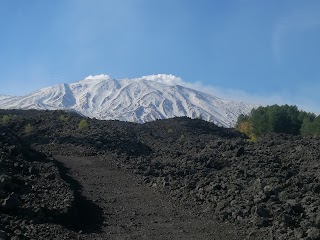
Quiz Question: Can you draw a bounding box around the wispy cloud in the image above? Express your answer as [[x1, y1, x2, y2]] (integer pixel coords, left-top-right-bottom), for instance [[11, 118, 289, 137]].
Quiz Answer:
[[194, 82, 320, 113], [176, 79, 287, 105], [142, 74, 320, 113], [140, 74, 297, 107]]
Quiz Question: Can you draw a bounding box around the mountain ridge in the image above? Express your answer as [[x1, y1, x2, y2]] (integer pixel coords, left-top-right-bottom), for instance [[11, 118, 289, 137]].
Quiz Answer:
[[0, 74, 256, 127]]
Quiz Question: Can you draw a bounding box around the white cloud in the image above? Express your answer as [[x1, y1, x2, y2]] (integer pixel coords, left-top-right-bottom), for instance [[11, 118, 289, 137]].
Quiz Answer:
[[176, 79, 285, 105], [84, 74, 111, 81], [139, 74, 184, 85]]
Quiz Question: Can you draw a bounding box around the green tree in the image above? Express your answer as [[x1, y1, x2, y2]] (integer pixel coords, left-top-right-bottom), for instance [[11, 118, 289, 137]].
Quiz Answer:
[[300, 114, 318, 137], [286, 105, 302, 135], [301, 116, 312, 137], [236, 114, 250, 127], [250, 106, 270, 136], [314, 116, 320, 137], [237, 104, 316, 137], [266, 105, 301, 135]]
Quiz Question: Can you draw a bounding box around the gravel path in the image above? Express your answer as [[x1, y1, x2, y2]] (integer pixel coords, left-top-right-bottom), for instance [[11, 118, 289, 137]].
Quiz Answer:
[[56, 154, 240, 240]]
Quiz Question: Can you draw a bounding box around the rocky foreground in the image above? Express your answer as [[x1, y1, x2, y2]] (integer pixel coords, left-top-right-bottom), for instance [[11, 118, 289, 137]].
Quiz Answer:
[[0, 126, 76, 239], [1, 110, 320, 239]]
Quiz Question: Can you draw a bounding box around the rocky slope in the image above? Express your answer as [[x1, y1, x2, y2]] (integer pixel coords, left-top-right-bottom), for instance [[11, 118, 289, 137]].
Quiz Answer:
[[0, 126, 77, 239], [1, 109, 320, 239], [0, 74, 254, 127]]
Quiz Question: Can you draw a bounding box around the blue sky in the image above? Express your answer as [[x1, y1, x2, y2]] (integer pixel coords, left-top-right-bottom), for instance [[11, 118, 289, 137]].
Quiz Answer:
[[1, 0, 320, 112]]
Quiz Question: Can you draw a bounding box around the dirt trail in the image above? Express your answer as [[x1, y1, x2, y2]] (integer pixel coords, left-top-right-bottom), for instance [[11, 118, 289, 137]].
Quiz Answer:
[[56, 154, 241, 240]]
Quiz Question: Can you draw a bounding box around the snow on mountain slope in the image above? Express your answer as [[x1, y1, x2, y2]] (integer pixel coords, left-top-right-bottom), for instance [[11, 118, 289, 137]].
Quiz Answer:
[[0, 74, 256, 127]]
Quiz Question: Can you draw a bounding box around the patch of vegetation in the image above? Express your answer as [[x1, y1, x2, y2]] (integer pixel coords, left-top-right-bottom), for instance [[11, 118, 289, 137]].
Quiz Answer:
[[237, 104, 317, 138], [2, 115, 10, 125], [300, 115, 320, 137], [78, 119, 88, 130], [167, 128, 174, 133], [25, 123, 33, 133], [59, 114, 69, 122], [236, 118, 256, 142]]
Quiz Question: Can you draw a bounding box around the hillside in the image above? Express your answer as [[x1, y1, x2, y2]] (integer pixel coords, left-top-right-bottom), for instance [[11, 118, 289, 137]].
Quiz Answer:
[[1, 110, 320, 239]]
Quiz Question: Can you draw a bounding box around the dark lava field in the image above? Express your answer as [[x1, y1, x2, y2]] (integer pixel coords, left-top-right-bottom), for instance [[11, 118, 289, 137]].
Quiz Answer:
[[1, 110, 320, 240]]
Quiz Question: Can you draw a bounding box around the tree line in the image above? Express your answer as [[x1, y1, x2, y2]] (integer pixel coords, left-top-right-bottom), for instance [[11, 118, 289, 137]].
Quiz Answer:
[[236, 104, 320, 139]]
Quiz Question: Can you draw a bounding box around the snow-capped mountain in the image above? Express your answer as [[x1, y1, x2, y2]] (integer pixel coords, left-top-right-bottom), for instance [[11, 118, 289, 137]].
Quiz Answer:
[[0, 74, 256, 127]]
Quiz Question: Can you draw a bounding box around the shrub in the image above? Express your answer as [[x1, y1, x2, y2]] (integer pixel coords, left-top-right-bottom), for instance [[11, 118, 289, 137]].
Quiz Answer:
[[167, 128, 174, 134], [59, 114, 69, 122], [2, 115, 10, 125], [236, 120, 256, 142], [78, 119, 88, 129], [25, 123, 33, 133]]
